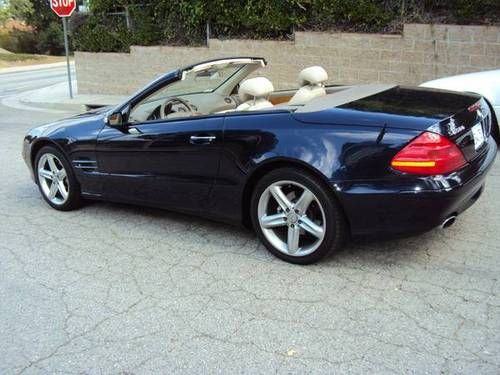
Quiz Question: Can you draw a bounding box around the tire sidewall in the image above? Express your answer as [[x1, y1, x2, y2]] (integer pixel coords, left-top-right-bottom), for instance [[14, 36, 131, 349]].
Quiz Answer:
[[34, 145, 81, 211], [251, 168, 342, 264]]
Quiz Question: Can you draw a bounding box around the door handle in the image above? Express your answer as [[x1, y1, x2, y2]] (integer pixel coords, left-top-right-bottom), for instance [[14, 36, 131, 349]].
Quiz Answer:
[[190, 135, 216, 144]]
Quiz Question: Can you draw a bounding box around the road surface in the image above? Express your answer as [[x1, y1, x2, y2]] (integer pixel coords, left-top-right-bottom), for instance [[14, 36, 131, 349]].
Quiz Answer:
[[0, 64, 74, 99]]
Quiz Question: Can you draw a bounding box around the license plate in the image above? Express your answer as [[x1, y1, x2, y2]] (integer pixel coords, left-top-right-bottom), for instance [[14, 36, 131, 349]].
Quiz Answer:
[[472, 123, 485, 150]]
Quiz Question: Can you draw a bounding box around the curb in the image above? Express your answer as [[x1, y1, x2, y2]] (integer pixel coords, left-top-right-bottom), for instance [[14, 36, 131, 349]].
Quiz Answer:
[[0, 61, 74, 74], [1, 80, 125, 114]]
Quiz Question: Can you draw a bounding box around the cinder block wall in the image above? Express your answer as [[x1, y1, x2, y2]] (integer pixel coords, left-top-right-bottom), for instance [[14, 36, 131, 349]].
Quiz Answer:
[[75, 24, 500, 95]]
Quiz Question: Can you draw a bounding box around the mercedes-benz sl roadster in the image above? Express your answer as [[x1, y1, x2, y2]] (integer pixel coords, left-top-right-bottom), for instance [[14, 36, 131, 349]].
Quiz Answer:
[[23, 57, 497, 264]]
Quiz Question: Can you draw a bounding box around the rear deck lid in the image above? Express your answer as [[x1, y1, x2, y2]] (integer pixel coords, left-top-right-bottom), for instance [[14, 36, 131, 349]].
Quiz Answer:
[[293, 86, 480, 129], [337, 86, 480, 120], [430, 98, 493, 161], [293, 85, 489, 161]]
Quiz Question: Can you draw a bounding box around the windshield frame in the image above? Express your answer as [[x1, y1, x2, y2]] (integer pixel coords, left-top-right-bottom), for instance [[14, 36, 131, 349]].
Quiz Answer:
[[109, 57, 267, 122], [138, 64, 246, 106]]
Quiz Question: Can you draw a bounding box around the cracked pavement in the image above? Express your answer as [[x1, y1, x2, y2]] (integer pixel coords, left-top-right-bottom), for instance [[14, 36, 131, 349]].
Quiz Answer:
[[1, 102, 499, 374]]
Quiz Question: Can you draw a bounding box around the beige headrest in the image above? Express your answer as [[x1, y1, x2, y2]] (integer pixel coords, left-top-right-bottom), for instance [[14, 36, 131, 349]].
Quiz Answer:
[[239, 77, 274, 102], [299, 66, 328, 86]]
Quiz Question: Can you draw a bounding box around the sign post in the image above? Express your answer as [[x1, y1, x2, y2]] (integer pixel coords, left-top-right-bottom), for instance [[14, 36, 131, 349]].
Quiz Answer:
[[61, 17, 72, 99], [50, 0, 77, 99]]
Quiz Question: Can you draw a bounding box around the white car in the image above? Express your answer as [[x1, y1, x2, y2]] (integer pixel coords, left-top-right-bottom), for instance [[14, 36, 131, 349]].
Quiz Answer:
[[421, 69, 500, 144]]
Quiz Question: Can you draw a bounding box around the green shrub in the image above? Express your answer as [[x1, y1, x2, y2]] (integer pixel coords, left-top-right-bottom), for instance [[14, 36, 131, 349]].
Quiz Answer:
[[0, 30, 10, 50], [154, 0, 206, 44], [71, 0, 499, 52], [0, 29, 38, 54], [72, 17, 128, 52], [0, 25, 65, 55], [450, 0, 500, 24], [305, 0, 391, 32], [72, 4, 163, 52], [0, 0, 66, 55], [35, 21, 64, 55]]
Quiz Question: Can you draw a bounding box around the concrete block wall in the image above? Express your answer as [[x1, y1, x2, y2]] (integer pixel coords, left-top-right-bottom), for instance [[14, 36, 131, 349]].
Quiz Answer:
[[75, 23, 500, 95]]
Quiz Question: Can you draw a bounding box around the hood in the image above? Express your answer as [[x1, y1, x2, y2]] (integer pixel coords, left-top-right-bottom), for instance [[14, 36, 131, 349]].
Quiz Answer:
[[28, 109, 107, 138]]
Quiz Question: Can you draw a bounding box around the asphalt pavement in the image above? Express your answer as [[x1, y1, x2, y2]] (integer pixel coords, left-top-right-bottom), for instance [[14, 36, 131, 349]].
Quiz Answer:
[[1, 66, 500, 374], [0, 64, 73, 98]]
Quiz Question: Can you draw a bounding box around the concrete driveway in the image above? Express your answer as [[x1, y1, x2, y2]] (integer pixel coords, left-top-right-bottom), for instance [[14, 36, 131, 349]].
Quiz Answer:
[[1, 83, 499, 373]]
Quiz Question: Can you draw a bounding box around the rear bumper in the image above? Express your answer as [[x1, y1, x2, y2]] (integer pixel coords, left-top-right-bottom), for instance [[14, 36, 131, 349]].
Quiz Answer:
[[336, 137, 497, 239]]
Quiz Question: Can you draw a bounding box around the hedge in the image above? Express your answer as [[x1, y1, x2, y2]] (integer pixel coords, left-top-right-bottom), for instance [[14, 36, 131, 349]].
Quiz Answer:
[[71, 0, 500, 52]]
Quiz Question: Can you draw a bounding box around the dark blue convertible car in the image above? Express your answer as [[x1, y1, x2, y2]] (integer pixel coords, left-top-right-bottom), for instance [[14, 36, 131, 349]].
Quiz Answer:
[[23, 57, 497, 264]]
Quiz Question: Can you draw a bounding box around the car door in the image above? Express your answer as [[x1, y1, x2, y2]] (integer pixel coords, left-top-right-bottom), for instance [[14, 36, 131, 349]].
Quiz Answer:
[[94, 57, 267, 213], [96, 114, 224, 214]]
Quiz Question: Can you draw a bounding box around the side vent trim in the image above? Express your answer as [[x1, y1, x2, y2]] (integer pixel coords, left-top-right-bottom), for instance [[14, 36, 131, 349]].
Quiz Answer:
[[72, 159, 98, 172]]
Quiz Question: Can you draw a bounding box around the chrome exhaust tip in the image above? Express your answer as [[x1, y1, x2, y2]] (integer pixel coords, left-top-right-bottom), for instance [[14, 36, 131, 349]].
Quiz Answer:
[[441, 215, 457, 229]]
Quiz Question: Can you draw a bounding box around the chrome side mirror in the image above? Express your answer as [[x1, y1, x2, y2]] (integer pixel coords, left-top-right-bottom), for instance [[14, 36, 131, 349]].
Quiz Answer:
[[107, 112, 123, 127], [106, 105, 130, 128]]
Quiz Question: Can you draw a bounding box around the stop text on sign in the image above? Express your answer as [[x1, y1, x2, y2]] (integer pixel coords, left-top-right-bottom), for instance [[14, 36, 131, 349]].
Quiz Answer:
[[50, 0, 76, 17]]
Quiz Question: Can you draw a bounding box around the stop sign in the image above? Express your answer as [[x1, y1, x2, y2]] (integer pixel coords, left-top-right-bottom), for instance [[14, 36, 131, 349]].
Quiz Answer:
[[50, 0, 76, 17]]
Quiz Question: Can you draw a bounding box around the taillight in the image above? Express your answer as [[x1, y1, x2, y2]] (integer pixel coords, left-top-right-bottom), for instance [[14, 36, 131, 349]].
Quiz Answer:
[[391, 131, 466, 175]]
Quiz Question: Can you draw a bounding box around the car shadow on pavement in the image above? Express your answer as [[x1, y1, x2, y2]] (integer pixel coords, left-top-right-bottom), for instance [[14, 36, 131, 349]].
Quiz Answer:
[[80, 200, 440, 268]]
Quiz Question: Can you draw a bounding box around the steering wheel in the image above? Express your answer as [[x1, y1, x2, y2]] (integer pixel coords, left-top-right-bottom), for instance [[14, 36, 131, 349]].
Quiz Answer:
[[160, 97, 193, 119]]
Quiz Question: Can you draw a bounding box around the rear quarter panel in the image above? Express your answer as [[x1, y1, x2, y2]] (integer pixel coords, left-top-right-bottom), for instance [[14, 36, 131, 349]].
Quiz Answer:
[[211, 110, 420, 223]]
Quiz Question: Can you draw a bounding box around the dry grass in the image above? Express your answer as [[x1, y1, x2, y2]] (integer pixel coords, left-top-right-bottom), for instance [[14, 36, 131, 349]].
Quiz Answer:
[[1, 20, 31, 32], [0, 53, 68, 69]]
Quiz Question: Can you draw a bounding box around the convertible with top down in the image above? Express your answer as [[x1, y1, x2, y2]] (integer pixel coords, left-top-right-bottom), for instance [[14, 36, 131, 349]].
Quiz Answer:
[[23, 57, 497, 264]]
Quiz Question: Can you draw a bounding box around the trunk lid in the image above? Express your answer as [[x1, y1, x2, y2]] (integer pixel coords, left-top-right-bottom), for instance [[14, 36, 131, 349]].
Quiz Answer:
[[337, 85, 480, 121], [434, 98, 493, 162], [293, 85, 490, 161]]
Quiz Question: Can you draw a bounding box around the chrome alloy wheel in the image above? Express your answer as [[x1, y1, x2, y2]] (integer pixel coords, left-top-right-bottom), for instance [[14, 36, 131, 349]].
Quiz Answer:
[[257, 180, 326, 257], [37, 153, 69, 205]]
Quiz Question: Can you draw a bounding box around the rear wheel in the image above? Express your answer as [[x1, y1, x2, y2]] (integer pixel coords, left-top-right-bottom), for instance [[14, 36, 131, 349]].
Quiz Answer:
[[35, 146, 83, 211], [251, 168, 346, 264]]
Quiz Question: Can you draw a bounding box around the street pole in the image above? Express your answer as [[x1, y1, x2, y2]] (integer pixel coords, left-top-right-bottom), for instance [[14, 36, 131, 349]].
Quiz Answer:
[[62, 17, 73, 99]]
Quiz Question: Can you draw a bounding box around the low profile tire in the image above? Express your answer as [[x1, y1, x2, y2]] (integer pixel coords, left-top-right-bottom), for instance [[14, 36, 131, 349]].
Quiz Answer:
[[34, 145, 83, 211], [251, 168, 346, 264]]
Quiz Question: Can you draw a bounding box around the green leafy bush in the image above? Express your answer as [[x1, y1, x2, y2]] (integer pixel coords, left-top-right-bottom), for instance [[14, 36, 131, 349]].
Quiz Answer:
[[0, 29, 38, 54], [0, 26, 64, 55], [71, 0, 500, 52], [206, 1, 306, 38], [0, 30, 13, 51], [305, 0, 391, 32], [72, 15, 129, 52], [450, 0, 500, 24], [35, 21, 64, 55]]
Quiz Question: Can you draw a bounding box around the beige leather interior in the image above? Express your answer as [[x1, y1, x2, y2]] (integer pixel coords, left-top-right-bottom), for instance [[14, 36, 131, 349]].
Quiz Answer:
[[288, 66, 328, 105], [236, 77, 274, 111]]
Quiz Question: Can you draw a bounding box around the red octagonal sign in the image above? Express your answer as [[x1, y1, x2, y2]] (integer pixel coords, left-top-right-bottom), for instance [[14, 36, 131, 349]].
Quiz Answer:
[[50, 0, 76, 17]]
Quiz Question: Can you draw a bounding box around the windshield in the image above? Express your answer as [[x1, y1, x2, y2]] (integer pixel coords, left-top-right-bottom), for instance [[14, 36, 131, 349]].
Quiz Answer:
[[143, 63, 245, 104]]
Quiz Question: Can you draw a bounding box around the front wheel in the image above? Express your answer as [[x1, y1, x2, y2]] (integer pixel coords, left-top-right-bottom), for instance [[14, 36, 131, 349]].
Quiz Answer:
[[35, 145, 83, 211], [251, 168, 346, 264]]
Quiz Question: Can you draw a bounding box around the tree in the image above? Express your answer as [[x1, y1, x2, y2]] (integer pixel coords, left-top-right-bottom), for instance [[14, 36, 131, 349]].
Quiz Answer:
[[0, 0, 12, 25], [0, 0, 65, 54], [23, 0, 60, 30], [8, 0, 33, 20], [0, 0, 33, 25], [20, 0, 65, 54]]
